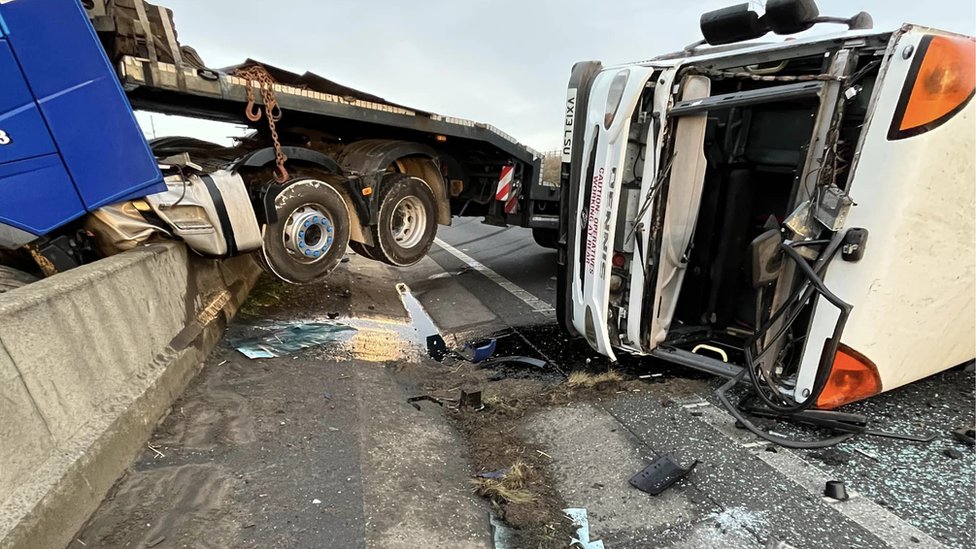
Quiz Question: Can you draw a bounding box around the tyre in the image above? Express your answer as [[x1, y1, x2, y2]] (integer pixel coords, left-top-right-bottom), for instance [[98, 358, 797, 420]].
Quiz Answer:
[[260, 177, 351, 284], [0, 265, 38, 294], [369, 174, 438, 267], [532, 228, 559, 250]]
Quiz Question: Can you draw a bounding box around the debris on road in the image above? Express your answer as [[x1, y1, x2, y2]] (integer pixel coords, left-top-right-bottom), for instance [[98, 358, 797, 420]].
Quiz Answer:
[[459, 389, 484, 411], [482, 356, 548, 370], [943, 448, 964, 460], [490, 512, 518, 549], [564, 508, 605, 549], [952, 426, 975, 446], [808, 449, 853, 466], [566, 370, 623, 389], [146, 443, 165, 459], [629, 453, 698, 496], [766, 536, 798, 549], [232, 321, 356, 359], [406, 395, 444, 410], [460, 339, 497, 363], [823, 480, 850, 501], [853, 448, 880, 462], [475, 468, 510, 480], [472, 460, 536, 505], [426, 334, 449, 361]]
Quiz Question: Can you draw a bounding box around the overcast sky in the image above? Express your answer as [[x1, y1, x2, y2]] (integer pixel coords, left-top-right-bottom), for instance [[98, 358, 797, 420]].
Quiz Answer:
[[137, 0, 976, 151]]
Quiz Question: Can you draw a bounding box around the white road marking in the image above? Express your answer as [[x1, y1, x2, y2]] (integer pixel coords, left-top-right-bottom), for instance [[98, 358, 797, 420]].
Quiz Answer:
[[434, 238, 555, 317], [684, 400, 946, 549]]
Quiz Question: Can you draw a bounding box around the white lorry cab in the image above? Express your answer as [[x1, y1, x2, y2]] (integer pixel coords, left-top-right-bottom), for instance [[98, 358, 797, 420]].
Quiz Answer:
[[556, 0, 975, 420]]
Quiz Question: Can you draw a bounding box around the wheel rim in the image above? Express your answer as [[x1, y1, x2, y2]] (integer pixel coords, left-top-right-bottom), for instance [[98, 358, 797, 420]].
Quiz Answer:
[[282, 203, 335, 263], [389, 195, 427, 249]]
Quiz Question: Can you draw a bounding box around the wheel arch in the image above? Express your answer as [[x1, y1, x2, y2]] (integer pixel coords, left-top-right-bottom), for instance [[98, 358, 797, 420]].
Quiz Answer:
[[234, 146, 343, 175], [340, 140, 451, 226]]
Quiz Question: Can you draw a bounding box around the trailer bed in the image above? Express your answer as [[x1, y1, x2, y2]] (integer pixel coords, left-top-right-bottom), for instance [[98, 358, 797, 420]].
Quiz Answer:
[[118, 56, 541, 167]]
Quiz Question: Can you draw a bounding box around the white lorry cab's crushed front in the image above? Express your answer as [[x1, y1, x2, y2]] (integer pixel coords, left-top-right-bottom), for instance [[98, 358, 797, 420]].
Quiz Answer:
[[558, 0, 975, 427], [569, 66, 656, 360]]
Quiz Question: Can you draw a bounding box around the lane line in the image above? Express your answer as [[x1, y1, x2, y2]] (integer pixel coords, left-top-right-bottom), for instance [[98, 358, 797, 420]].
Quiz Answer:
[[680, 398, 945, 549], [433, 238, 555, 317]]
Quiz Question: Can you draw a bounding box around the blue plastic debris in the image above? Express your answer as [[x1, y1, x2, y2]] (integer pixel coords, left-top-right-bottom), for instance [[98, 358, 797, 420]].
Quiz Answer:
[[475, 468, 509, 480], [462, 339, 498, 363], [490, 513, 517, 549], [564, 508, 605, 549]]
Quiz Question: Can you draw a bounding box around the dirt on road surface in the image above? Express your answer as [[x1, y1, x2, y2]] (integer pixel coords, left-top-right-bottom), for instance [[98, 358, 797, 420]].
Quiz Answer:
[[71, 224, 975, 549]]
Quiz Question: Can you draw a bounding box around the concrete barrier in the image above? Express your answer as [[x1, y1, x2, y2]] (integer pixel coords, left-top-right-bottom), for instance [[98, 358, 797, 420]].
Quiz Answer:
[[0, 242, 261, 549]]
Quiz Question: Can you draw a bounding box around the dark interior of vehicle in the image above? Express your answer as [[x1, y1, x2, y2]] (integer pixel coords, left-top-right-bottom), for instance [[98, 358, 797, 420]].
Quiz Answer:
[[671, 98, 818, 341], [665, 52, 881, 352]]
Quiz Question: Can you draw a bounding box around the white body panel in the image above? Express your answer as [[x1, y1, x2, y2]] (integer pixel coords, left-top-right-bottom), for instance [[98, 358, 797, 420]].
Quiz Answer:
[[146, 170, 262, 257], [569, 67, 656, 358], [795, 29, 976, 398], [565, 24, 975, 402], [648, 76, 711, 347], [625, 68, 679, 351]]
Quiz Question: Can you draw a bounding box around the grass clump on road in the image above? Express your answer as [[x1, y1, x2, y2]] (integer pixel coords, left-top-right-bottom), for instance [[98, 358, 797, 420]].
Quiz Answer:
[[473, 460, 537, 505], [566, 370, 623, 389]]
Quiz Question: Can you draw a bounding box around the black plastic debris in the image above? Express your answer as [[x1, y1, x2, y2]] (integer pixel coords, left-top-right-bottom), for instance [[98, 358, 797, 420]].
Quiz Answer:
[[459, 389, 484, 411], [629, 453, 698, 495], [427, 334, 448, 361], [943, 448, 964, 460], [952, 426, 975, 446], [407, 395, 443, 410], [482, 356, 547, 369], [808, 449, 853, 466], [823, 480, 849, 501]]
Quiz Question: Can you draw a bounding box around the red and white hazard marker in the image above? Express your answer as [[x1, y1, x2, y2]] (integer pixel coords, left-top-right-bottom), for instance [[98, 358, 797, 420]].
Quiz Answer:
[[495, 165, 514, 201]]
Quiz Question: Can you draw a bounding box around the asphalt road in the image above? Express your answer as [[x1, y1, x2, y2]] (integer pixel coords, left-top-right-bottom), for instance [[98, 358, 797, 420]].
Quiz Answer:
[[428, 220, 976, 548], [72, 220, 974, 549]]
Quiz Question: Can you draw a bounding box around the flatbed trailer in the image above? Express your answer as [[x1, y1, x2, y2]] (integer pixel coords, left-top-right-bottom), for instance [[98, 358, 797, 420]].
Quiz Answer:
[[0, 0, 558, 289], [115, 56, 557, 230]]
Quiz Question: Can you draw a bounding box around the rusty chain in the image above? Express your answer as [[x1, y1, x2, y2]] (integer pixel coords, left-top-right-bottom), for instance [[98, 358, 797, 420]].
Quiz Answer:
[[234, 65, 289, 183]]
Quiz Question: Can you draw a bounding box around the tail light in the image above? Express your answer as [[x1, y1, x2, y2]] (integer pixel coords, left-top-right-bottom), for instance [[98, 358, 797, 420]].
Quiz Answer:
[[815, 343, 882, 409], [612, 252, 626, 268], [889, 34, 976, 140]]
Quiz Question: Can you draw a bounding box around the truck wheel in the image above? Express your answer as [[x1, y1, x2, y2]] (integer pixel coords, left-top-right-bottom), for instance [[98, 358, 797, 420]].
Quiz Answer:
[[260, 177, 351, 284], [532, 228, 559, 249], [0, 265, 38, 293], [370, 174, 437, 267]]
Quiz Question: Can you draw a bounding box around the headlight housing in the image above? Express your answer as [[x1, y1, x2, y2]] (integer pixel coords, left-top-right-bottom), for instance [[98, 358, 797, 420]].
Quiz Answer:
[[604, 70, 630, 129]]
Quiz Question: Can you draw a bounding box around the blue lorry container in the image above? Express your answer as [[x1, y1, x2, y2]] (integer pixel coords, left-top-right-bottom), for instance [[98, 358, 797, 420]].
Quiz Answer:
[[0, 0, 163, 247]]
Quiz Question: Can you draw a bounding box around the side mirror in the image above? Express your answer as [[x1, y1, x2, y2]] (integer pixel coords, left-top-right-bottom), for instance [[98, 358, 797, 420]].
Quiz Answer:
[[749, 229, 784, 288], [700, 3, 769, 46], [763, 0, 820, 35]]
